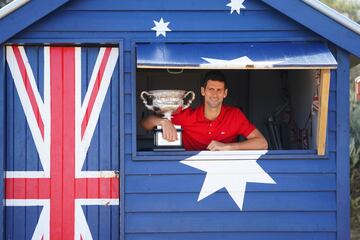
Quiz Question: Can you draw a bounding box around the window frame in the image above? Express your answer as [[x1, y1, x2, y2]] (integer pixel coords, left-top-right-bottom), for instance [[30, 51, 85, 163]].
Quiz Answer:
[[131, 40, 334, 159]]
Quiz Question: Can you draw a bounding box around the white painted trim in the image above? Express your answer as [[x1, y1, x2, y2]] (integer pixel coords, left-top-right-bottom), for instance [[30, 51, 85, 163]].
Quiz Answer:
[[43, 46, 51, 176], [75, 47, 82, 176], [76, 199, 119, 206], [76, 171, 118, 178], [5, 171, 48, 178], [5, 199, 48, 206], [0, 0, 30, 19], [6, 46, 50, 175], [31, 201, 50, 240], [75, 203, 93, 240], [77, 47, 118, 175], [302, 0, 360, 35], [80, 48, 106, 121]]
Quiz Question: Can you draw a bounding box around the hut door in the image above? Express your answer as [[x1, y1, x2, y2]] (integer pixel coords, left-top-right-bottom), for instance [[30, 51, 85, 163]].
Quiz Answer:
[[4, 45, 120, 239]]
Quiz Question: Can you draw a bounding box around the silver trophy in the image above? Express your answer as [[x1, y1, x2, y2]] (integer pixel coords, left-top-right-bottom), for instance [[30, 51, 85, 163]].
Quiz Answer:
[[140, 90, 195, 148]]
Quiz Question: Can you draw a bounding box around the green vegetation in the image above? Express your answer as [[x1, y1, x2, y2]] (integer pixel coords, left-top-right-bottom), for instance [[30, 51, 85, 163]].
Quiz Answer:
[[321, 0, 360, 21], [0, 0, 14, 8]]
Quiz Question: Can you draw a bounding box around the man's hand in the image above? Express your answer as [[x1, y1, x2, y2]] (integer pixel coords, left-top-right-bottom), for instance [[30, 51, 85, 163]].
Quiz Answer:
[[141, 115, 178, 142], [159, 119, 178, 142], [207, 140, 229, 151], [206, 129, 268, 151]]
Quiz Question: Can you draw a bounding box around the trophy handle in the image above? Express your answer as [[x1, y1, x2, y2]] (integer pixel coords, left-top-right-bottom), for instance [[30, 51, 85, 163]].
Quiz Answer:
[[140, 91, 154, 111], [183, 91, 195, 110]]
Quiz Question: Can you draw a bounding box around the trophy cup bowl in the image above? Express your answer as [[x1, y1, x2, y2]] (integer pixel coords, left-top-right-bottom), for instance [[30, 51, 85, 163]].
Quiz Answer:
[[140, 90, 195, 149], [140, 90, 195, 119]]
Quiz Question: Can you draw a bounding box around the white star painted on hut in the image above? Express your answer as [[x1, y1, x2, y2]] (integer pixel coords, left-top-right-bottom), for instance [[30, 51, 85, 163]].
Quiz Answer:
[[201, 56, 282, 69], [181, 151, 276, 210], [151, 18, 171, 37], [227, 0, 246, 14]]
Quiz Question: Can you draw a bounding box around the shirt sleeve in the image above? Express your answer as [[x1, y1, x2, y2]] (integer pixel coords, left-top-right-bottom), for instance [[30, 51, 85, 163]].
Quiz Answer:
[[236, 109, 256, 138], [171, 108, 188, 126]]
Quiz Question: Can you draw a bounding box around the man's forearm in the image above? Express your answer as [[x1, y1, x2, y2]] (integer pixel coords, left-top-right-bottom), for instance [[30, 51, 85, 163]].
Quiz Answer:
[[141, 115, 164, 130], [226, 137, 268, 150], [141, 115, 178, 142], [207, 137, 268, 151]]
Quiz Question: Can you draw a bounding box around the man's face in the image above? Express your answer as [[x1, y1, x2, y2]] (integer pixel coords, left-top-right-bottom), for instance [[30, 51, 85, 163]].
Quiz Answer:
[[201, 80, 228, 109]]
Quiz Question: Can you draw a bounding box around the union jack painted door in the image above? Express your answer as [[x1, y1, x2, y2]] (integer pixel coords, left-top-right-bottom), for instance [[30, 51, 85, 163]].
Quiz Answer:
[[4, 45, 121, 240]]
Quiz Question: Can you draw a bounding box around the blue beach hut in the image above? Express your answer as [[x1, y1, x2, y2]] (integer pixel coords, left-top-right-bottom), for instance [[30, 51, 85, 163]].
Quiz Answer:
[[0, 0, 360, 239]]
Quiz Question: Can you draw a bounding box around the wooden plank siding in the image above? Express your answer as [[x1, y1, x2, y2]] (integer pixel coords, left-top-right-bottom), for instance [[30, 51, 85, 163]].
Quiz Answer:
[[3, 45, 121, 239], [3, 0, 344, 239], [0, 45, 5, 240], [335, 48, 350, 240]]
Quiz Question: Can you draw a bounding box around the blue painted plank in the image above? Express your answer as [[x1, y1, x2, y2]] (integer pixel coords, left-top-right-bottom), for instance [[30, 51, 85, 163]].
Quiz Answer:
[[336, 48, 350, 240], [125, 114, 132, 134], [329, 91, 336, 111], [4, 45, 121, 239], [86, 205, 99, 238], [13, 86, 27, 173], [64, 0, 269, 11], [25, 47, 43, 172], [6, 46, 44, 172], [5, 205, 13, 240], [5, 62, 14, 173], [125, 158, 336, 175], [100, 206, 111, 240], [126, 232, 336, 240], [137, 42, 337, 69], [111, 56, 120, 171], [125, 174, 336, 193], [86, 48, 101, 172], [99, 72, 112, 169], [125, 192, 336, 212], [12, 31, 320, 50], [124, 52, 132, 74], [84, 205, 120, 240], [124, 73, 132, 94], [118, 41, 125, 240], [125, 134, 132, 154], [0, 45, 4, 240], [99, 92, 112, 238], [131, 153, 328, 161], [261, 0, 360, 58], [13, 207, 27, 239], [6, 206, 41, 239], [328, 131, 336, 152], [26, 207, 42, 239], [330, 69, 337, 91], [124, 94, 132, 114], [0, 0, 71, 43], [328, 111, 336, 131], [30, 11, 304, 32], [125, 212, 336, 232]]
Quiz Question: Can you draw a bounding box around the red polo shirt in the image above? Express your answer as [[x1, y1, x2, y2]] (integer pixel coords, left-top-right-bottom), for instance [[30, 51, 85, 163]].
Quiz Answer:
[[171, 104, 255, 151]]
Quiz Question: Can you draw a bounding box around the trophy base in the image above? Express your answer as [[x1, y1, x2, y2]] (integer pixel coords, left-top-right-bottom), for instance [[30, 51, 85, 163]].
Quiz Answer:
[[154, 125, 183, 150]]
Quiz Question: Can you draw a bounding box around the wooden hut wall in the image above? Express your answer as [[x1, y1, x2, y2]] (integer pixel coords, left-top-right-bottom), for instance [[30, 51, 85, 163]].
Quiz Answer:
[[3, 0, 350, 239]]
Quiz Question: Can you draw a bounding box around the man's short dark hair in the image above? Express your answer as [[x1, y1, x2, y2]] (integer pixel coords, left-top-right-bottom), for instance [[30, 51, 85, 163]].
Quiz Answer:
[[202, 70, 227, 89]]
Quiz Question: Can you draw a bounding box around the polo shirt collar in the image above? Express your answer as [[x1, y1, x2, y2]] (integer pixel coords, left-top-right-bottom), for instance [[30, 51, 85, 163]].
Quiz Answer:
[[197, 104, 226, 123]]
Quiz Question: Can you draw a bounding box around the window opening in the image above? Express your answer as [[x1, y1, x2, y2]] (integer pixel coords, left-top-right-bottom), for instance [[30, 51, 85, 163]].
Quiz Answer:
[[136, 68, 330, 155]]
